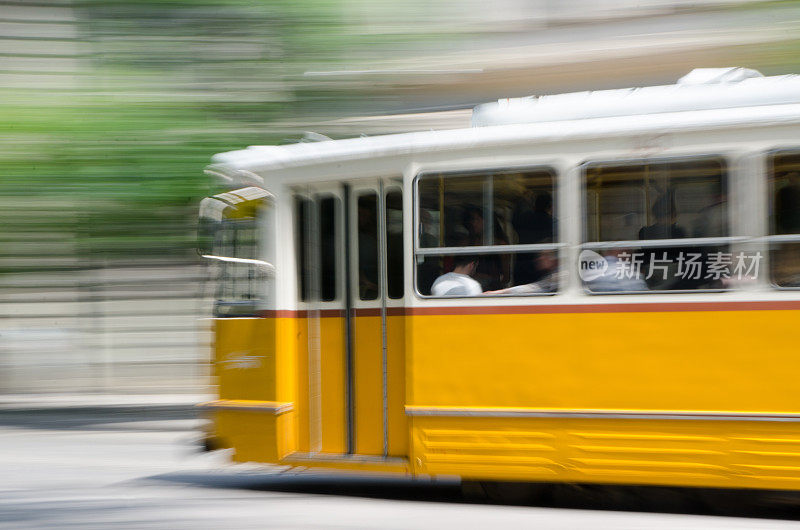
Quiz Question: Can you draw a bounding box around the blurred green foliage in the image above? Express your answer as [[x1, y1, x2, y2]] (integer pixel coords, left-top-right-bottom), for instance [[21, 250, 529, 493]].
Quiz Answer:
[[4, 0, 800, 272], [0, 1, 354, 267]]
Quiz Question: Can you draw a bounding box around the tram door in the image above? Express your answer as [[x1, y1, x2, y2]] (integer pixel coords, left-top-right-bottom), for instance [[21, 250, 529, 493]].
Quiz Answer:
[[296, 180, 406, 458], [349, 181, 407, 457], [295, 186, 347, 455]]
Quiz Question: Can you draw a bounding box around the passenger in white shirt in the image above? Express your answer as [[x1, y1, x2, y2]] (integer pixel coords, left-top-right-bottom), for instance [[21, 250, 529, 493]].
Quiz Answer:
[[431, 255, 483, 296]]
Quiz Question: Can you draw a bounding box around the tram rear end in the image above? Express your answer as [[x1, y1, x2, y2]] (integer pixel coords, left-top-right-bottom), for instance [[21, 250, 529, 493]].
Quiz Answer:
[[198, 185, 297, 463]]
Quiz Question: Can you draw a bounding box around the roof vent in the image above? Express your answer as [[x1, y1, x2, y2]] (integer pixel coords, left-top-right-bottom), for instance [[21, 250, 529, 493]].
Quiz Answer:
[[677, 67, 763, 85], [300, 131, 333, 142]]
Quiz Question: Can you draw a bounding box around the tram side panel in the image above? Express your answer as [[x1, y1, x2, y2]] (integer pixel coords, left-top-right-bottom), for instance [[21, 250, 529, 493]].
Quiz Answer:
[[407, 307, 800, 490], [318, 314, 348, 454], [211, 316, 298, 463], [388, 312, 409, 457]]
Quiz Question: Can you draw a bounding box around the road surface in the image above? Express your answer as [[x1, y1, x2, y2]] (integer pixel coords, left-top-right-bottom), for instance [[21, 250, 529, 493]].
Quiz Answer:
[[1, 408, 800, 529]]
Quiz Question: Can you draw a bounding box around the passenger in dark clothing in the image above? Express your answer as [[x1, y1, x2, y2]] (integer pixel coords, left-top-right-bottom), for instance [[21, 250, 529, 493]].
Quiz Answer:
[[639, 194, 686, 241], [461, 205, 509, 291], [513, 192, 554, 245], [776, 171, 800, 234], [512, 192, 555, 285], [639, 193, 690, 290]]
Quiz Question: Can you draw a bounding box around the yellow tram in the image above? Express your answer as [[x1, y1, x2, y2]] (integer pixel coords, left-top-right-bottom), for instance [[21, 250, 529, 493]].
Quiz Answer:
[[198, 68, 800, 490]]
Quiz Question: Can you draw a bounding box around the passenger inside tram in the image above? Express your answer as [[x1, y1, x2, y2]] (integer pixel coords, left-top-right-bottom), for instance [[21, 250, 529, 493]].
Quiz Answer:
[[771, 161, 800, 287], [692, 188, 727, 238], [638, 193, 686, 241], [776, 170, 800, 235], [512, 192, 555, 285], [584, 158, 731, 292], [638, 192, 689, 290], [484, 250, 560, 294], [416, 157, 800, 296], [457, 205, 509, 291], [430, 254, 482, 296], [584, 248, 648, 292], [416, 169, 559, 296]]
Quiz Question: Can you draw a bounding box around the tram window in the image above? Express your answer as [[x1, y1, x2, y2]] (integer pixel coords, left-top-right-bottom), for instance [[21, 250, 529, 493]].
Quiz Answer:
[[214, 219, 261, 304], [294, 195, 340, 302], [582, 158, 732, 293], [318, 196, 338, 302], [358, 192, 379, 300], [232, 223, 257, 301], [418, 170, 555, 248], [416, 168, 558, 296], [769, 152, 800, 287], [386, 190, 404, 299], [419, 250, 560, 296], [295, 197, 311, 302]]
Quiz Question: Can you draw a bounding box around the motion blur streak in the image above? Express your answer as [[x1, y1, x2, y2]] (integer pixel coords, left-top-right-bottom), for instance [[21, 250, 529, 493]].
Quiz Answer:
[[1, 0, 800, 505], [3, 1, 800, 528]]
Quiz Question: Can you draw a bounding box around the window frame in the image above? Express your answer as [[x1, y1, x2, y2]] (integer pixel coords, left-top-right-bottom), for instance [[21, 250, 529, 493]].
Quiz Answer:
[[384, 186, 405, 300], [766, 148, 800, 290], [355, 189, 380, 302], [412, 165, 563, 299], [579, 154, 745, 295], [210, 216, 273, 317], [316, 194, 340, 302], [294, 195, 313, 303], [293, 192, 343, 304]]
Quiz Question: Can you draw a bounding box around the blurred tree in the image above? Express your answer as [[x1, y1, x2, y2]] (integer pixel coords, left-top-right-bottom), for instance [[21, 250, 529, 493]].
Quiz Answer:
[[0, 0, 355, 267]]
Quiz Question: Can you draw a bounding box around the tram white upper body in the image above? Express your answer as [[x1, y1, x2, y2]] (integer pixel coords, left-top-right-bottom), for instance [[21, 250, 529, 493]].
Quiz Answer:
[[210, 68, 800, 181], [206, 68, 800, 309], [471, 68, 800, 127]]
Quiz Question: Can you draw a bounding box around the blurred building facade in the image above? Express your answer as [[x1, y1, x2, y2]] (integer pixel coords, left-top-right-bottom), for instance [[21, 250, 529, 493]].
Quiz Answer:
[[0, 0, 793, 395]]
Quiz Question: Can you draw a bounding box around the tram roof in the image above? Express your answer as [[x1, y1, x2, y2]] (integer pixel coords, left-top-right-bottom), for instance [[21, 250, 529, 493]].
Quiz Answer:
[[471, 68, 800, 127], [210, 68, 800, 177]]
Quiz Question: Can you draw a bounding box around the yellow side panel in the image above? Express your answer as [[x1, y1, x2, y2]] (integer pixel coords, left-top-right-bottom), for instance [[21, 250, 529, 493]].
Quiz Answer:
[[353, 315, 383, 454], [411, 416, 800, 490], [217, 410, 295, 463], [404, 308, 800, 489], [215, 318, 276, 401], [408, 310, 800, 412], [275, 317, 298, 404], [295, 317, 310, 453], [387, 315, 408, 456], [319, 317, 346, 453], [295, 316, 346, 454], [412, 416, 565, 482], [276, 317, 299, 458], [212, 317, 298, 463], [214, 318, 278, 401]]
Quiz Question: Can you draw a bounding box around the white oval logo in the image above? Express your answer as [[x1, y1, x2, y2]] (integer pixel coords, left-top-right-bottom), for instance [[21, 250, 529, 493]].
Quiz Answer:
[[578, 249, 608, 281], [220, 351, 262, 370]]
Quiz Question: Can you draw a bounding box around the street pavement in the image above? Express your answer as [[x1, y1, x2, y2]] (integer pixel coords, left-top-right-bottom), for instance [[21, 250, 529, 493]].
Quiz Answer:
[[2, 404, 800, 529]]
